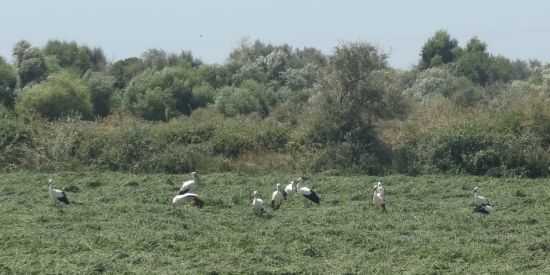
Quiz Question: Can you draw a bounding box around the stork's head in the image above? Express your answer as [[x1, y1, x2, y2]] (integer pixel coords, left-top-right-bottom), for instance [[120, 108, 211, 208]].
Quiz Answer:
[[253, 191, 259, 198], [48, 179, 53, 185], [473, 186, 479, 193], [191, 172, 197, 178]]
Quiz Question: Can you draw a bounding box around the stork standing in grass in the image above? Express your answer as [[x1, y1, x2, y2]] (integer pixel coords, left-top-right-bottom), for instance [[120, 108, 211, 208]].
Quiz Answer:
[[271, 183, 285, 211], [284, 180, 297, 201], [372, 182, 385, 210], [374, 182, 384, 196], [179, 172, 199, 195], [472, 187, 492, 214], [473, 187, 490, 206], [296, 178, 320, 206], [252, 191, 265, 216], [172, 193, 204, 209], [48, 179, 70, 205]]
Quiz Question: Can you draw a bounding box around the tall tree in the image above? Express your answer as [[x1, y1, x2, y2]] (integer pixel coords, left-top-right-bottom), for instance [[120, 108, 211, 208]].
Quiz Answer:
[[142, 49, 168, 70], [12, 40, 48, 88], [419, 30, 460, 69], [329, 41, 388, 106], [0, 57, 17, 107], [452, 37, 490, 85], [110, 57, 145, 90], [43, 40, 106, 73]]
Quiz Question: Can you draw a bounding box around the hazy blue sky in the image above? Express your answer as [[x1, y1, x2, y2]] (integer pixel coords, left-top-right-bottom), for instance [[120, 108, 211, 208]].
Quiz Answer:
[[1, 0, 549, 69]]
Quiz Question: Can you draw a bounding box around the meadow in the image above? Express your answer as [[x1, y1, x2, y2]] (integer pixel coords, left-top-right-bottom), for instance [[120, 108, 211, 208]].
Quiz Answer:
[[1, 172, 549, 274]]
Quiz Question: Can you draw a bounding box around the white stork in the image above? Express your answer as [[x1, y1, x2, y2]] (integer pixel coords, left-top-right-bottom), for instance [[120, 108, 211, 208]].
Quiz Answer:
[[171, 193, 204, 209], [372, 182, 385, 210], [271, 183, 285, 211], [296, 178, 320, 206], [473, 187, 490, 206], [48, 179, 70, 205], [473, 186, 492, 214], [252, 191, 265, 216], [179, 172, 199, 195], [284, 180, 297, 200], [374, 182, 384, 196]]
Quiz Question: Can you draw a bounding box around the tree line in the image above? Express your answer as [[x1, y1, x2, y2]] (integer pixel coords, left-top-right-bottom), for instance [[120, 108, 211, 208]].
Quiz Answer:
[[1, 30, 550, 177]]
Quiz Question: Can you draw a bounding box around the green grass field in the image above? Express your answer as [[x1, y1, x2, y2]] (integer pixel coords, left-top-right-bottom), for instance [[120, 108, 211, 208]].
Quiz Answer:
[[1, 172, 549, 274]]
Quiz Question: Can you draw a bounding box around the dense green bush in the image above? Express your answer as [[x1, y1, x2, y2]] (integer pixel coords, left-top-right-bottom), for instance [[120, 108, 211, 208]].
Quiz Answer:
[[215, 80, 277, 117], [0, 119, 28, 170], [399, 122, 550, 177], [4, 36, 550, 177], [82, 71, 115, 117], [0, 57, 17, 107], [16, 70, 93, 120]]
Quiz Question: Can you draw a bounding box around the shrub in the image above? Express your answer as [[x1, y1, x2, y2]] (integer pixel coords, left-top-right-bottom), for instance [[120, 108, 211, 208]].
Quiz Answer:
[[0, 119, 28, 169], [398, 121, 550, 177], [16, 70, 93, 120], [215, 80, 278, 117]]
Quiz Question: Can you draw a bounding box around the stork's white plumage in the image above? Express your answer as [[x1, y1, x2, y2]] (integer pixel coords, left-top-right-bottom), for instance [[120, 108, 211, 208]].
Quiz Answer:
[[252, 191, 265, 216], [472, 187, 492, 214], [179, 172, 199, 195], [48, 179, 70, 205], [171, 193, 204, 209], [372, 182, 385, 210], [374, 182, 384, 196], [296, 178, 320, 206], [271, 183, 284, 211], [284, 180, 297, 200], [473, 187, 490, 206]]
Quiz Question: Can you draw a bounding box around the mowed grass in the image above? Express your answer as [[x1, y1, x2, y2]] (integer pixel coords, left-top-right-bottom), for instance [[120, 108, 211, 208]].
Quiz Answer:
[[1, 172, 550, 274]]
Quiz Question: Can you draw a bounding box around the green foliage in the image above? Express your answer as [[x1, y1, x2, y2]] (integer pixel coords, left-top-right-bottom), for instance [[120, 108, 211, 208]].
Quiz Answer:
[[3, 36, 550, 178], [16, 70, 93, 120], [12, 40, 48, 87], [167, 50, 203, 68], [190, 85, 215, 109], [122, 66, 205, 120], [227, 38, 323, 89], [82, 71, 115, 117], [405, 68, 482, 107], [0, 57, 17, 107], [110, 57, 145, 89], [280, 63, 320, 91], [328, 41, 388, 105], [419, 30, 460, 69], [215, 80, 277, 117], [400, 122, 550, 177], [141, 48, 168, 70], [0, 119, 28, 169], [124, 86, 175, 121], [197, 64, 232, 89], [452, 37, 491, 85], [43, 40, 106, 73]]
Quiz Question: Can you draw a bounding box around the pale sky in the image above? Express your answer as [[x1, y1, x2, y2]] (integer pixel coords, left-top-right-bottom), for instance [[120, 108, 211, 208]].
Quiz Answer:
[[1, 0, 549, 69]]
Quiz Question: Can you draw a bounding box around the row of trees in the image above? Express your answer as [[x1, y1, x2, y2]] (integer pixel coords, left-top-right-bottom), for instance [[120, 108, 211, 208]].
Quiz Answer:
[[1, 31, 550, 176]]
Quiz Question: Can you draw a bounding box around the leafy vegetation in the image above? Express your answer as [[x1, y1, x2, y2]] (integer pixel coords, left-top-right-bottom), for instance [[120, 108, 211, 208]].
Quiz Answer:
[[0, 33, 549, 177]]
